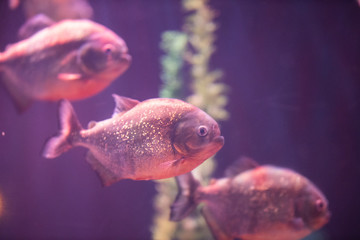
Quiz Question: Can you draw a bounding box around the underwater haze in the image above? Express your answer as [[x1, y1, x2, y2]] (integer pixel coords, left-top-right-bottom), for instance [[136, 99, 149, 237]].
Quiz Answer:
[[1, 0, 360, 239]]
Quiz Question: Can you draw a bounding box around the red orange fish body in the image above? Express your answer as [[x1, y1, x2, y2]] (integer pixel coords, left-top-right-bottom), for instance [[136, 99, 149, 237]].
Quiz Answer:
[[9, 0, 93, 21], [171, 159, 330, 240], [0, 15, 131, 111], [43, 94, 224, 186]]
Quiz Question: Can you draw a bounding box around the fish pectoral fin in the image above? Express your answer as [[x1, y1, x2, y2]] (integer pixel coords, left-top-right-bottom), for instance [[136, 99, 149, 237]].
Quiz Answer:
[[289, 217, 305, 231], [57, 73, 82, 81], [18, 14, 55, 40], [57, 51, 82, 81], [160, 157, 184, 169], [111, 94, 140, 117], [86, 151, 122, 187]]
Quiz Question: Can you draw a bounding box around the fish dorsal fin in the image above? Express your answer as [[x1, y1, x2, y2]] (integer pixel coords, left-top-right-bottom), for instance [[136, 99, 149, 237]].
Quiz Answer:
[[112, 94, 140, 117], [9, 0, 20, 10], [224, 156, 259, 178], [18, 14, 55, 40]]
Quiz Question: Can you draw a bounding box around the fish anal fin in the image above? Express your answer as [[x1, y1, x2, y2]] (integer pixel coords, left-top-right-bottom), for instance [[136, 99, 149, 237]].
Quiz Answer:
[[86, 151, 121, 187], [224, 156, 259, 178], [18, 14, 55, 40], [112, 94, 140, 117], [1, 72, 32, 112]]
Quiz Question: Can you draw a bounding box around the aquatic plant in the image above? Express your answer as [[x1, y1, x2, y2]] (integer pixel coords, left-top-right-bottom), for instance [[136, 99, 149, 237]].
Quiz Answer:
[[153, 0, 229, 239], [184, 0, 229, 121], [159, 31, 187, 99]]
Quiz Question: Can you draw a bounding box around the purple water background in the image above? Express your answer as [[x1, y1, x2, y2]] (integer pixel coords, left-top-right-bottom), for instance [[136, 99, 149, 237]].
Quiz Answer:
[[0, 1, 359, 239]]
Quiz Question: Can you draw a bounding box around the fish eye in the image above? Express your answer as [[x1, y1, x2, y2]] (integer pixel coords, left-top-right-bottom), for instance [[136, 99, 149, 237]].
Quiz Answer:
[[103, 44, 114, 55], [315, 199, 325, 212], [197, 126, 208, 137], [105, 48, 112, 55]]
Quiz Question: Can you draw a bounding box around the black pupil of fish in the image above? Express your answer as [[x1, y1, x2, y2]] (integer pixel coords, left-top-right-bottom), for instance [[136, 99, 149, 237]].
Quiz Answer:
[[316, 200, 324, 210], [104, 47, 112, 55], [198, 126, 208, 137]]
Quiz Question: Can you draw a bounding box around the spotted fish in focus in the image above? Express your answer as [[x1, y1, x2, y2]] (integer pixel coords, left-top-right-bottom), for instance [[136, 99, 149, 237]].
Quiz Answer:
[[0, 14, 131, 112], [43, 94, 224, 186], [170, 157, 330, 240]]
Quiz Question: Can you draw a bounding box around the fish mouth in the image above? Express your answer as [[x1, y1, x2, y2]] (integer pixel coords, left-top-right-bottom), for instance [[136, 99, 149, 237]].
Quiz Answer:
[[213, 136, 225, 147], [325, 211, 331, 221], [309, 211, 331, 230], [121, 53, 132, 63]]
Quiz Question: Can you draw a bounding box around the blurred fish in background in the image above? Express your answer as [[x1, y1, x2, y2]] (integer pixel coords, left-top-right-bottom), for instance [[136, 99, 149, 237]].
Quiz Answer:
[[0, 14, 131, 112], [8, 0, 93, 21], [0, 192, 3, 218], [43, 94, 224, 186], [170, 157, 330, 240]]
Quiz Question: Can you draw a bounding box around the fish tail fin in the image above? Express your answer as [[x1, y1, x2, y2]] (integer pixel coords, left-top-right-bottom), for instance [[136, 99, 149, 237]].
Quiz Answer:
[[43, 100, 83, 158], [170, 172, 200, 221]]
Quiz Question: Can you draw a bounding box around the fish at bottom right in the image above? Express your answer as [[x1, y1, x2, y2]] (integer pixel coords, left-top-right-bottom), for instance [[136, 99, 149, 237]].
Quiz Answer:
[[170, 157, 330, 240]]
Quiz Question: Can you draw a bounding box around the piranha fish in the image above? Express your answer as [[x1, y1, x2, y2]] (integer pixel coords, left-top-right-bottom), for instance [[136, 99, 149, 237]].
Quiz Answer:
[[0, 192, 3, 217], [170, 157, 330, 240], [8, 0, 93, 21], [43, 94, 224, 186], [0, 14, 131, 112]]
